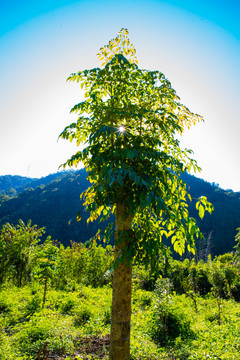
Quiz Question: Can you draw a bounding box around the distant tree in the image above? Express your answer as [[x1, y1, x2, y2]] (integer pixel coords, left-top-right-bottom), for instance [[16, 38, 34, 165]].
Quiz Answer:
[[0, 220, 44, 286], [32, 237, 59, 307], [208, 260, 226, 324], [234, 227, 240, 255], [59, 28, 213, 359]]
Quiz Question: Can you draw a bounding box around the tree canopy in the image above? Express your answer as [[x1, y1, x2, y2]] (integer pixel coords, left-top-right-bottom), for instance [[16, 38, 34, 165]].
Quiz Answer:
[[59, 28, 213, 265]]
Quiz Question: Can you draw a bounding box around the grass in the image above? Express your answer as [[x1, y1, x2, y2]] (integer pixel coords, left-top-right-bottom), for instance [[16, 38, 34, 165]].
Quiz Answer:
[[0, 283, 240, 359]]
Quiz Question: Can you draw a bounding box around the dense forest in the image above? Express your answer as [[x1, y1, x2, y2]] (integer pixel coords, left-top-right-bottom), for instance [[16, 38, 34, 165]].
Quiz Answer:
[[0, 170, 239, 257]]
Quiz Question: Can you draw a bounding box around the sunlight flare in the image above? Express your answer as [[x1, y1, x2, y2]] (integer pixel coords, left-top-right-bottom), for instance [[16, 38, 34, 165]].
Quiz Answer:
[[118, 125, 125, 134]]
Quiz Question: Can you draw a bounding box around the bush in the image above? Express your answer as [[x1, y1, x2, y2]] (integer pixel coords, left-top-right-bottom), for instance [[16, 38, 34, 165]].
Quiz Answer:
[[102, 307, 111, 325], [167, 259, 189, 294], [13, 311, 75, 358], [59, 297, 77, 314], [133, 265, 157, 291], [149, 278, 193, 345], [232, 283, 240, 301], [22, 294, 41, 317], [133, 288, 153, 309], [150, 302, 193, 345], [195, 267, 211, 296], [0, 299, 10, 314], [74, 304, 93, 327], [0, 330, 20, 360]]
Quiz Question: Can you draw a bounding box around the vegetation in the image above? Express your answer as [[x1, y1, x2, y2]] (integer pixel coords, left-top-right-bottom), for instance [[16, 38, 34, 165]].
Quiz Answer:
[[0, 169, 101, 246], [0, 221, 240, 359], [0, 27, 239, 360], [0, 172, 68, 198], [59, 28, 213, 358], [1, 170, 240, 257]]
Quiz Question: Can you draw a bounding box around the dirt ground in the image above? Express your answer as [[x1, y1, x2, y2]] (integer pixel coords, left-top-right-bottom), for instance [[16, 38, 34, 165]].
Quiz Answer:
[[37, 334, 110, 360]]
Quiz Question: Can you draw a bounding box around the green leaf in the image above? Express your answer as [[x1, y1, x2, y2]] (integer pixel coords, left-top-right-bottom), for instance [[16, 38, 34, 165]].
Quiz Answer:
[[198, 204, 205, 219], [59, 28, 210, 266]]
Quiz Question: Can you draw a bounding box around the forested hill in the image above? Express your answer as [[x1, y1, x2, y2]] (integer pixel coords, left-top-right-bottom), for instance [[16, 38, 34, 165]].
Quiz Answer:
[[0, 173, 69, 198], [182, 173, 240, 257], [0, 175, 37, 194], [0, 169, 102, 245], [0, 170, 239, 257]]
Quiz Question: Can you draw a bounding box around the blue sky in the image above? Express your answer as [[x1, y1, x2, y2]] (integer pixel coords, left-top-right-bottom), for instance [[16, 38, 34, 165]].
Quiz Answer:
[[0, 0, 239, 191]]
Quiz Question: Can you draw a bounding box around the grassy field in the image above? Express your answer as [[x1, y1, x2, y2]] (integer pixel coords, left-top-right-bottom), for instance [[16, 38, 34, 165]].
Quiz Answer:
[[0, 282, 240, 360]]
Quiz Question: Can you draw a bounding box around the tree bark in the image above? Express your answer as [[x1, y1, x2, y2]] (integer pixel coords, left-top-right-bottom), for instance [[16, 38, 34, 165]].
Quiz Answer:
[[42, 277, 47, 308], [109, 203, 133, 360]]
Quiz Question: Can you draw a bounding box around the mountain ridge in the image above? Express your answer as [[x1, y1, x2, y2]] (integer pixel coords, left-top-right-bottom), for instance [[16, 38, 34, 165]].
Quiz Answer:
[[0, 170, 239, 257]]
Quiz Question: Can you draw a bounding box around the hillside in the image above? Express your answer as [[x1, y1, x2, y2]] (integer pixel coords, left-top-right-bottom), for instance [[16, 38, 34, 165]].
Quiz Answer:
[[0, 169, 105, 245], [0, 170, 239, 256], [0, 175, 37, 195], [182, 173, 240, 256], [0, 172, 72, 198]]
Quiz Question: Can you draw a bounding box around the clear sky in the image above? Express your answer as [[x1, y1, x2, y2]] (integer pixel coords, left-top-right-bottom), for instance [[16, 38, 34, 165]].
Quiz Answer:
[[0, 0, 239, 191]]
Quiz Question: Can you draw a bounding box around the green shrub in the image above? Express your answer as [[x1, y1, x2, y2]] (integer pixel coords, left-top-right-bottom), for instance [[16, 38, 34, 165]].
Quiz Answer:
[[0, 286, 37, 327], [102, 307, 111, 325], [205, 311, 221, 323], [0, 299, 10, 314], [50, 291, 80, 314], [22, 294, 41, 317], [74, 304, 93, 327], [167, 259, 189, 294], [133, 265, 157, 291], [150, 304, 193, 345], [13, 311, 75, 358], [149, 278, 193, 345], [133, 288, 153, 309], [195, 267, 211, 296], [60, 297, 77, 314], [0, 326, 19, 360]]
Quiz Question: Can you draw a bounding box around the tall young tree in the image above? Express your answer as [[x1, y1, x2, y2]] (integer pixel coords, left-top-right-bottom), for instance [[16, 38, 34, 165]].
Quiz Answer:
[[59, 29, 213, 359]]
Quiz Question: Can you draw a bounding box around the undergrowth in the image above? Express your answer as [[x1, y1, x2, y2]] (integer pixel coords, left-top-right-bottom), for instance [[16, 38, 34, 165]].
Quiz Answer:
[[0, 283, 240, 359]]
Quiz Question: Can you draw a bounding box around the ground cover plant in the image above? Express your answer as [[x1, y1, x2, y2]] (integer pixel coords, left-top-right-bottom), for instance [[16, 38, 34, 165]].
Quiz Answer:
[[1, 221, 240, 358], [1, 256, 240, 360]]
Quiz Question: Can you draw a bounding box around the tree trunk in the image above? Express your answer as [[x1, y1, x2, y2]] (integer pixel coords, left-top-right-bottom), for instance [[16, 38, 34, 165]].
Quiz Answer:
[[109, 203, 133, 360], [42, 277, 48, 308]]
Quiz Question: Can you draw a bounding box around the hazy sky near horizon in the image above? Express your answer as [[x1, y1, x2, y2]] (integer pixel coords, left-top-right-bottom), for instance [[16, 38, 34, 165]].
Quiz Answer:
[[0, 0, 239, 191]]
